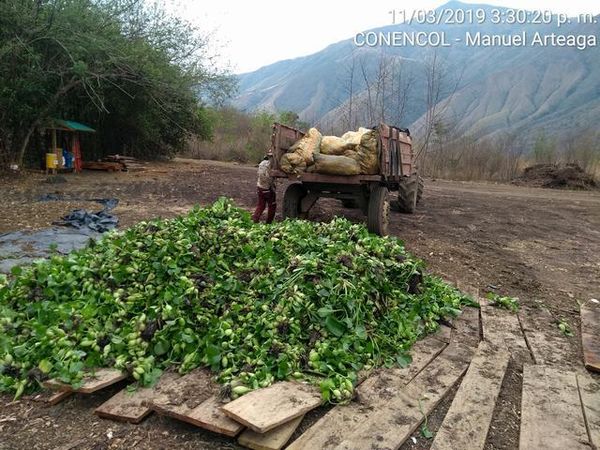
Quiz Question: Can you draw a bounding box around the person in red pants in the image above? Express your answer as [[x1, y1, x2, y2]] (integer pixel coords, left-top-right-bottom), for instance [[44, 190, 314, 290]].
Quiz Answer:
[[252, 152, 276, 223]]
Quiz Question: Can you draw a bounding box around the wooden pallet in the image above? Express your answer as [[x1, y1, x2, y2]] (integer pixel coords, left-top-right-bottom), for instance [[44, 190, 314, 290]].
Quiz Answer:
[[43, 368, 127, 393]]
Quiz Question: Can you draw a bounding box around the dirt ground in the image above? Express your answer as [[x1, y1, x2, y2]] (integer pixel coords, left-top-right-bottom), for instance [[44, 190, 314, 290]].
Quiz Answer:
[[1, 158, 599, 450]]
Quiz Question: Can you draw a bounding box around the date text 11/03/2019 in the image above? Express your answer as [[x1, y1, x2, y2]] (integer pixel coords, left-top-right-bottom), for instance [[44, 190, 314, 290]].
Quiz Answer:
[[388, 8, 598, 27], [353, 31, 597, 50]]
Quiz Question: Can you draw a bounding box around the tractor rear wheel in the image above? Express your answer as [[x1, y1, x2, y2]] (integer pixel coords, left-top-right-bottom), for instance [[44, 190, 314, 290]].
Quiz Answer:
[[367, 185, 389, 236], [396, 176, 418, 214], [283, 183, 306, 219]]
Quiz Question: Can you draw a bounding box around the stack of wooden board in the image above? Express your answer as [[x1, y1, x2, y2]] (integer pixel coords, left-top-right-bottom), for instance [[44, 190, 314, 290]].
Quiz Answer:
[[81, 155, 146, 172], [81, 161, 124, 172], [102, 155, 146, 172], [145, 375, 322, 450]]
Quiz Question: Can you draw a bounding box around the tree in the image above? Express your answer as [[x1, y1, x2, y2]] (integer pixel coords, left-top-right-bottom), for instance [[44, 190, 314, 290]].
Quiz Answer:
[[532, 132, 556, 164], [0, 0, 235, 167]]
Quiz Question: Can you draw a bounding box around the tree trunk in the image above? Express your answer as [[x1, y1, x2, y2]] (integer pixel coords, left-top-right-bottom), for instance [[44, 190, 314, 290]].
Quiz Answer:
[[15, 123, 38, 166], [14, 77, 79, 166]]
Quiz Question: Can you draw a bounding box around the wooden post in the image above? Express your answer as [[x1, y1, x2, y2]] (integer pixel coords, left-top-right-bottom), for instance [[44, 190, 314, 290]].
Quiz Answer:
[[52, 129, 58, 173]]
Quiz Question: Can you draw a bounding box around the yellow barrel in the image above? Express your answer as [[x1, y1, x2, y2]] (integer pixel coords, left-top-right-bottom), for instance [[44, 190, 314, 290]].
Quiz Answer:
[[46, 153, 58, 169]]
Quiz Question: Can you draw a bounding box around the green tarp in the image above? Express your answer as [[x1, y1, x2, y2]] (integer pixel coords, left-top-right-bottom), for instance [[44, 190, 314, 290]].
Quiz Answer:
[[49, 119, 96, 132]]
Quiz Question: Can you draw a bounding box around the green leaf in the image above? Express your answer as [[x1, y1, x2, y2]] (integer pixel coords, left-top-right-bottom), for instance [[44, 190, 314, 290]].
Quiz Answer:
[[38, 359, 53, 374], [205, 344, 221, 365], [396, 353, 412, 368], [277, 359, 289, 378], [181, 333, 194, 344], [325, 315, 345, 337], [355, 325, 367, 340], [317, 307, 333, 318], [154, 340, 169, 355], [68, 361, 84, 374], [143, 368, 163, 386], [420, 423, 433, 439]]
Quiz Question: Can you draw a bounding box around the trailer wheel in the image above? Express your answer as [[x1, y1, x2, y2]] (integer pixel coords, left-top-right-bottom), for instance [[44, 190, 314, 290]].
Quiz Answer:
[[367, 186, 389, 236], [396, 176, 418, 214], [283, 183, 306, 219], [340, 199, 358, 209], [416, 176, 424, 205]]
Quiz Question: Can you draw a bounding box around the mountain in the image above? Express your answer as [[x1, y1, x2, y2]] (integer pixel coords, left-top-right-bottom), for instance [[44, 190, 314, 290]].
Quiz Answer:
[[233, 1, 600, 140]]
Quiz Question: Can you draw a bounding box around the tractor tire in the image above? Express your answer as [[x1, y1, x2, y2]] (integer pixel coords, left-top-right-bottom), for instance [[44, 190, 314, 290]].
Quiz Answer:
[[396, 176, 418, 214], [367, 185, 389, 236], [416, 176, 424, 205], [283, 183, 306, 219], [340, 199, 358, 209]]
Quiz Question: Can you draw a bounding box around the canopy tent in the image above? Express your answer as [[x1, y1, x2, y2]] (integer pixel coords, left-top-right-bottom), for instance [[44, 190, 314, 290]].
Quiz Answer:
[[44, 119, 96, 173]]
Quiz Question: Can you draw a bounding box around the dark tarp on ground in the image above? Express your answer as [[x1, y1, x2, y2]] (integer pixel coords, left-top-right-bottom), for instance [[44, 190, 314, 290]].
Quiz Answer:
[[0, 198, 119, 273], [52, 198, 119, 233]]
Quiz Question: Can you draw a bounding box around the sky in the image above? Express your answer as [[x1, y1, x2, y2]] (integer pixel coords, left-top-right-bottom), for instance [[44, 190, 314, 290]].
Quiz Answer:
[[167, 0, 600, 74]]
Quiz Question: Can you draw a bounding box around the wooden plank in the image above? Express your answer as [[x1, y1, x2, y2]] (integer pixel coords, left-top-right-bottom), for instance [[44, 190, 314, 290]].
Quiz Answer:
[[288, 336, 446, 449], [147, 370, 243, 436], [518, 305, 574, 366], [357, 335, 447, 399], [451, 306, 480, 348], [288, 343, 475, 450], [581, 300, 600, 372], [480, 300, 530, 361], [95, 373, 177, 424], [32, 390, 73, 406], [43, 368, 127, 393], [186, 395, 244, 437], [298, 172, 382, 184], [221, 381, 321, 434], [520, 365, 591, 450], [432, 324, 452, 344], [238, 415, 304, 450], [430, 341, 510, 450], [577, 373, 600, 449], [46, 390, 73, 406], [152, 396, 243, 437]]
